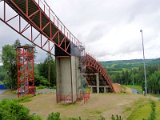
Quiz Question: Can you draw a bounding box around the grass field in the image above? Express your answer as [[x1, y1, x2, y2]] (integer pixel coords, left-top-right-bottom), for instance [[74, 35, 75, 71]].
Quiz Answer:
[[156, 101, 160, 120], [22, 93, 158, 120], [1, 89, 160, 120]]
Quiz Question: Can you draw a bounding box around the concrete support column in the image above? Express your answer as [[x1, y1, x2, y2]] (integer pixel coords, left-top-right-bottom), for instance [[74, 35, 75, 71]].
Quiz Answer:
[[95, 73, 99, 93], [56, 56, 81, 103], [104, 87, 106, 93]]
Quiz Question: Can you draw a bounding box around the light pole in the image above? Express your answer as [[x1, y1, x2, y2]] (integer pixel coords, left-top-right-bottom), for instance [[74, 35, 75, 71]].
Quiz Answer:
[[140, 29, 147, 95]]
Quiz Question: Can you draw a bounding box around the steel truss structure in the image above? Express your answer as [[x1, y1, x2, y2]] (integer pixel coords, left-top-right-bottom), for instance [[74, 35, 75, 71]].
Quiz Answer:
[[83, 54, 114, 91], [0, 0, 115, 92], [17, 46, 35, 97]]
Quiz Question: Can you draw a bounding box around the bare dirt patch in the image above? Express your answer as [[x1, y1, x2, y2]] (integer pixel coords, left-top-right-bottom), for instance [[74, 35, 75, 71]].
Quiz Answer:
[[23, 93, 144, 120]]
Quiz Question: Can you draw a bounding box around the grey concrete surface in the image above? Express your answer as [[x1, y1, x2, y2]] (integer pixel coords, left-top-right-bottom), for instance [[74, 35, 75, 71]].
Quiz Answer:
[[0, 90, 6, 94], [56, 56, 81, 103]]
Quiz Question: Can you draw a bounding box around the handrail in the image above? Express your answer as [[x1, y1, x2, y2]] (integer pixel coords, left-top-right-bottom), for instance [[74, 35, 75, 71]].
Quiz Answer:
[[34, 0, 82, 48]]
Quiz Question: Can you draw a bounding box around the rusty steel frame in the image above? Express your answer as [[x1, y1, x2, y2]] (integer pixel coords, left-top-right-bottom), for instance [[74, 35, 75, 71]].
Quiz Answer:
[[0, 0, 115, 92], [84, 54, 114, 91], [17, 46, 35, 97]]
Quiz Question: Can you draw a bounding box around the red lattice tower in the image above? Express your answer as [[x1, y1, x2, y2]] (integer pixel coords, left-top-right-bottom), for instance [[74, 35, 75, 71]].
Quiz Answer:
[[17, 46, 35, 97]]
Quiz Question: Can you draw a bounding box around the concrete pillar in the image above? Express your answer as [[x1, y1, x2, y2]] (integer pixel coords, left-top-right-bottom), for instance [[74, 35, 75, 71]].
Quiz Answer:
[[104, 87, 106, 93], [56, 56, 81, 103], [74, 56, 81, 100], [95, 73, 99, 93]]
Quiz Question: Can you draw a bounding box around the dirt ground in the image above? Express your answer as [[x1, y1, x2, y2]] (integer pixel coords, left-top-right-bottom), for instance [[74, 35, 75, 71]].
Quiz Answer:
[[23, 93, 145, 120]]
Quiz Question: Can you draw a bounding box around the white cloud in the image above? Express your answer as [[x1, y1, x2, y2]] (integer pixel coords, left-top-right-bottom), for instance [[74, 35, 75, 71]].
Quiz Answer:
[[0, 0, 160, 62]]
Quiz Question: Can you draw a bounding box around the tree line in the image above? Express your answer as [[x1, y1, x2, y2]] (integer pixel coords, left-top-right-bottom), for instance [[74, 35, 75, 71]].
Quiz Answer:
[[0, 40, 56, 89], [109, 64, 160, 94]]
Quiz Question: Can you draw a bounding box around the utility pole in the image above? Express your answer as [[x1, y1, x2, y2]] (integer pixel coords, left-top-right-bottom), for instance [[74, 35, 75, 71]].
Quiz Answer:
[[140, 29, 147, 95], [48, 53, 51, 88]]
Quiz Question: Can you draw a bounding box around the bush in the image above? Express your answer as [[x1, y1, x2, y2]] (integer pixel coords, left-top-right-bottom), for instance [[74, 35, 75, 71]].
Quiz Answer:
[[33, 115, 42, 120], [37, 85, 46, 89], [98, 115, 105, 120], [111, 114, 123, 120], [47, 112, 61, 120], [35, 73, 49, 86], [0, 99, 42, 120]]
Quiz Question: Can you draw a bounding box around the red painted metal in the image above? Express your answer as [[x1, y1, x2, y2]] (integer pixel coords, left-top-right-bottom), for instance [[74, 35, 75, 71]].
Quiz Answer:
[[56, 94, 73, 104], [0, 0, 115, 92], [83, 54, 115, 92], [57, 92, 90, 104], [83, 92, 90, 104], [17, 46, 35, 97]]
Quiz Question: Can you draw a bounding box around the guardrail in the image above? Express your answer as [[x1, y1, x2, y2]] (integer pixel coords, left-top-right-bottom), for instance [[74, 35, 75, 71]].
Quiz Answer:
[[34, 0, 82, 48]]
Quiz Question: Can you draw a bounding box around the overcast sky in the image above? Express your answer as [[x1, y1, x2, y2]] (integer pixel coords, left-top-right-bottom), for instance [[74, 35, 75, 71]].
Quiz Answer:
[[0, 0, 160, 62]]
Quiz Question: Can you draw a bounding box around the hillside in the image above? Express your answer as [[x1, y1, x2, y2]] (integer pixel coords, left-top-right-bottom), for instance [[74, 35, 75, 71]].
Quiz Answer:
[[101, 58, 160, 86], [101, 58, 160, 73]]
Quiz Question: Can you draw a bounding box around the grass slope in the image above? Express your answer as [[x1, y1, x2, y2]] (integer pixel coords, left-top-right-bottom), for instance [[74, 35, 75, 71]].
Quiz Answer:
[[123, 85, 143, 93], [156, 101, 160, 120], [127, 99, 152, 120]]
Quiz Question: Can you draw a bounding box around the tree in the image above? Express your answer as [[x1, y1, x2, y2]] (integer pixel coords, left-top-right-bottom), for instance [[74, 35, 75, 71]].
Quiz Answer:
[[148, 71, 160, 94], [2, 45, 16, 89], [34, 72, 49, 86], [1, 40, 21, 89], [38, 54, 56, 87], [0, 66, 6, 82]]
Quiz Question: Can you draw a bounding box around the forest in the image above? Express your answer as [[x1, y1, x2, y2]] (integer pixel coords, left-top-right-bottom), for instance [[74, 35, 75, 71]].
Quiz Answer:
[[102, 59, 160, 94]]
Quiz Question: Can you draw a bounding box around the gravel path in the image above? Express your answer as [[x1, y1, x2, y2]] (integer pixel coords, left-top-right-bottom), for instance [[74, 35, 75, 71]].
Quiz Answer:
[[0, 89, 55, 100], [0, 90, 17, 100], [0, 90, 7, 94]]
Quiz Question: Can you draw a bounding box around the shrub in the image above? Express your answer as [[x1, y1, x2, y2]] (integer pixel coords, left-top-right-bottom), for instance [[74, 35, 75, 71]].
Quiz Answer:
[[0, 99, 42, 120], [37, 85, 46, 89], [111, 114, 123, 120], [33, 115, 42, 120], [98, 115, 105, 120], [47, 112, 61, 120], [35, 74, 49, 86]]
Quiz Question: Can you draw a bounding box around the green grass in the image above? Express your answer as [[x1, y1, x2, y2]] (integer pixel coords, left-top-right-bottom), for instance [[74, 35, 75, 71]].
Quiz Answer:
[[2, 90, 17, 94], [127, 99, 152, 120], [150, 94, 160, 98], [123, 85, 142, 93], [156, 101, 160, 120], [16, 95, 33, 103], [0, 81, 3, 84], [37, 85, 46, 89]]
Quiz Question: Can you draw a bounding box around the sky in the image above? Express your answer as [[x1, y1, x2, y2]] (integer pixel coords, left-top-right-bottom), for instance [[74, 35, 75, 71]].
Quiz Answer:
[[0, 0, 160, 62]]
